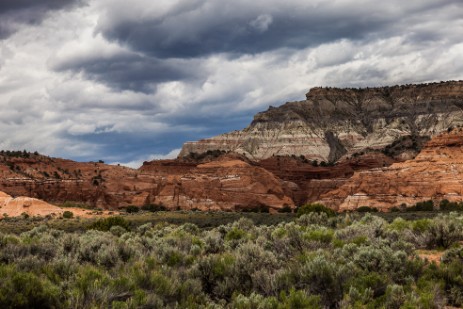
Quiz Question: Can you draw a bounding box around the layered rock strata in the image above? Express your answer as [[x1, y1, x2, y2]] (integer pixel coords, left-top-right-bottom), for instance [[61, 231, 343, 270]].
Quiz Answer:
[[0, 153, 295, 212], [255, 153, 396, 205], [139, 156, 295, 212], [180, 81, 463, 161], [319, 129, 463, 211]]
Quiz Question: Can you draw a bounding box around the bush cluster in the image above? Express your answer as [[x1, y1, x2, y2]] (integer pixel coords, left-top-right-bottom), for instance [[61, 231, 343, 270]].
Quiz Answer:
[[0, 213, 462, 307], [356, 206, 379, 213], [297, 203, 336, 217], [406, 200, 434, 212], [141, 204, 167, 212], [439, 199, 463, 211], [124, 205, 140, 213], [89, 216, 130, 231]]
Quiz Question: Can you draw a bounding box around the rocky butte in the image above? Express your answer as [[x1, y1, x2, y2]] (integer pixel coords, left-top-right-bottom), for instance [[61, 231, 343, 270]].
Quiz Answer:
[[1, 81, 463, 213], [179, 81, 463, 162]]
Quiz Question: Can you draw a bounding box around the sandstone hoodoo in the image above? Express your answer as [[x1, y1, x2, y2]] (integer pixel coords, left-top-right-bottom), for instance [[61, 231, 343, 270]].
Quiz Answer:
[[319, 128, 463, 211], [179, 81, 463, 162]]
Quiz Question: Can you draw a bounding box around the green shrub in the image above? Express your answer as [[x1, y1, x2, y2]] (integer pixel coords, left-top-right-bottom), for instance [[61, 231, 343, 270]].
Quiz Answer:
[[412, 219, 433, 233], [297, 212, 333, 227], [0, 265, 61, 308], [389, 218, 410, 232], [407, 200, 434, 211], [439, 199, 463, 211], [297, 203, 336, 217], [63, 211, 73, 219], [225, 227, 247, 241], [241, 205, 270, 213], [303, 229, 334, 243], [195, 253, 235, 298], [299, 255, 342, 307], [384, 284, 406, 309], [279, 289, 321, 308], [90, 217, 130, 231], [124, 205, 140, 213], [426, 215, 463, 249], [349, 272, 388, 298], [278, 205, 293, 213], [141, 204, 166, 212], [356, 206, 379, 213], [232, 293, 278, 309]]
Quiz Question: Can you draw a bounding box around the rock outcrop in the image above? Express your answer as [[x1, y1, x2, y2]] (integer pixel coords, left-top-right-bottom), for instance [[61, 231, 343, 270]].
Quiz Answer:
[[0, 191, 117, 218], [0, 153, 143, 209], [179, 81, 463, 162], [319, 129, 463, 211], [0, 152, 295, 212], [0, 191, 63, 217], [139, 155, 295, 212], [256, 153, 397, 205]]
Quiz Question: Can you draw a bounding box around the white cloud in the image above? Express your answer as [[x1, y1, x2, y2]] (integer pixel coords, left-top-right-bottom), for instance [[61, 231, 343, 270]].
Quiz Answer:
[[113, 148, 181, 169], [250, 14, 273, 33]]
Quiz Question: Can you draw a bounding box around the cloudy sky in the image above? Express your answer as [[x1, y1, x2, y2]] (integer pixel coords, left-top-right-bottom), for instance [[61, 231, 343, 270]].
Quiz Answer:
[[0, 0, 462, 167]]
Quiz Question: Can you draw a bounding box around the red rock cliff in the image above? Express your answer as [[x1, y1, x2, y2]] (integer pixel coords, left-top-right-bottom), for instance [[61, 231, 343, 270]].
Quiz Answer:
[[319, 128, 463, 211]]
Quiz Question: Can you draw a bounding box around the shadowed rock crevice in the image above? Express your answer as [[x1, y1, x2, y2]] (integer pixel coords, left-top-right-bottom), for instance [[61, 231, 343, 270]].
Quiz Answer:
[[324, 131, 347, 163]]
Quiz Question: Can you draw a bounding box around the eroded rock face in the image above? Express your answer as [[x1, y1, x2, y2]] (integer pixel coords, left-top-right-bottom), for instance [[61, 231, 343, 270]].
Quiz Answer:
[[179, 81, 463, 161], [139, 156, 295, 212], [319, 129, 463, 211], [0, 153, 295, 212], [256, 152, 396, 205], [0, 154, 143, 209]]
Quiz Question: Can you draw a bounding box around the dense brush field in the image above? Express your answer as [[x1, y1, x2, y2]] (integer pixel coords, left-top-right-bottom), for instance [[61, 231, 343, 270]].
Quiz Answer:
[[0, 211, 463, 308]]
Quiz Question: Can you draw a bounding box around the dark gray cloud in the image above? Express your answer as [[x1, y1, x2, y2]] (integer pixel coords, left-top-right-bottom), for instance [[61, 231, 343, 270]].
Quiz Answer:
[[0, 0, 84, 39], [53, 52, 203, 93], [97, 7, 374, 58], [50, 0, 462, 96], [96, 0, 462, 58], [0, 0, 78, 12]]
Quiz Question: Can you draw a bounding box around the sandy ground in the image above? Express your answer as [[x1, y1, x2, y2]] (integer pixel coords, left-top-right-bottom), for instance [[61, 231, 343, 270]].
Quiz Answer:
[[416, 249, 444, 265]]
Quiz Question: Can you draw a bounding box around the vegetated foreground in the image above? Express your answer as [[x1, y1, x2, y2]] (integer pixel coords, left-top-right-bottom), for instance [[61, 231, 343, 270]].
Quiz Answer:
[[0, 211, 462, 308]]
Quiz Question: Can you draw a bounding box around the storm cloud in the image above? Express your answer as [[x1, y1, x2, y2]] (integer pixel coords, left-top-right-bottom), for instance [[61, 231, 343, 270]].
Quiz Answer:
[[95, 0, 462, 57], [0, 0, 84, 39], [0, 0, 462, 166], [54, 51, 204, 93]]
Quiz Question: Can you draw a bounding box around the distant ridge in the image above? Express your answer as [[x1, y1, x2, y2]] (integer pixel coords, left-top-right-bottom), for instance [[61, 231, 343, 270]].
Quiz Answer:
[[179, 81, 463, 162]]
